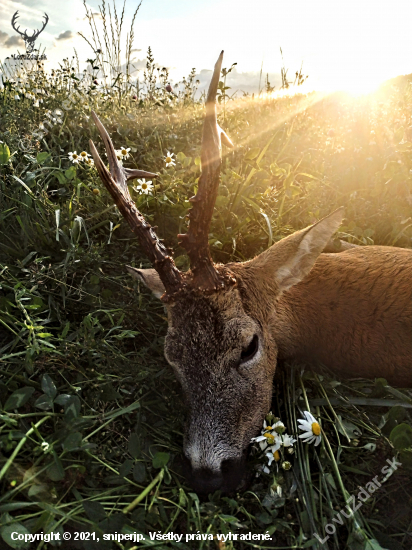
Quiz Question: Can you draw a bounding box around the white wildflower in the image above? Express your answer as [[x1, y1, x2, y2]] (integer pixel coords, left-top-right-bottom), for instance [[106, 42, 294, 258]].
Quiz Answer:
[[68, 151, 80, 164], [134, 179, 153, 195], [79, 151, 90, 161], [119, 146, 131, 159], [164, 150, 175, 167], [298, 411, 322, 446]]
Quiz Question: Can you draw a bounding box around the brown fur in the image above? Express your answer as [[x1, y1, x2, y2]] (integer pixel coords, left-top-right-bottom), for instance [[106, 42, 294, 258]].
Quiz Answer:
[[130, 211, 412, 492], [232, 246, 412, 386]]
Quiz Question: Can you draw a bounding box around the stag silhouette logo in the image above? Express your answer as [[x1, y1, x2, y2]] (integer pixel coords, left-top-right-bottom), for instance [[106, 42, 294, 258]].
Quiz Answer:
[[11, 11, 49, 54]]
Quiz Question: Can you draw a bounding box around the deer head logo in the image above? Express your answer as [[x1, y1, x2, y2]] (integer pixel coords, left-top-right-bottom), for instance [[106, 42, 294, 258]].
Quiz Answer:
[[11, 11, 49, 54]]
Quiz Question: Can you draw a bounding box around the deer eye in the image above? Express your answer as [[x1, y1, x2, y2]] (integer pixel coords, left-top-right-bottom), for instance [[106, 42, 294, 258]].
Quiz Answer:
[[240, 334, 259, 365]]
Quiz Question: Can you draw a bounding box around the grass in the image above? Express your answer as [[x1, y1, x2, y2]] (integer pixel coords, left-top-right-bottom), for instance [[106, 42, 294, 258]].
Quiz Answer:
[[0, 18, 412, 549]]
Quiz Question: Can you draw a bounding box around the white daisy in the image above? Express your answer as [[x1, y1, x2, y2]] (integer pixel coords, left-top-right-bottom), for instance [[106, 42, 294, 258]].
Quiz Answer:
[[164, 150, 175, 167], [298, 411, 322, 446], [84, 157, 94, 167], [33, 100, 39, 108], [119, 146, 131, 159], [265, 448, 281, 467], [68, 151, 80, 164], [281, 434, 296, 447], [134, 179, 153, 195], [79, 151, 90, 161], [14, 94, 20, 100], [251, 425, 282, 452]]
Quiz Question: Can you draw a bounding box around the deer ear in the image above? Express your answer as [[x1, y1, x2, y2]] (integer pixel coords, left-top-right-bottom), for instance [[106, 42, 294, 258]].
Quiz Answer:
[[248, 208, 344, 294], [126, 267, 165, 299]]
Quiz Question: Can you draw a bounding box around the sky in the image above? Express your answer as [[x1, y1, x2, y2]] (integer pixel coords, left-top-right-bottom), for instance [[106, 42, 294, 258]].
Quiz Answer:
[[1, 0, 412, 94]]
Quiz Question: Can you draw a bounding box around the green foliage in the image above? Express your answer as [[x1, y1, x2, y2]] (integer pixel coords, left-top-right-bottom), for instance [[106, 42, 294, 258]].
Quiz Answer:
[[0, 143, 11, 165], [390, 423, 412, 450]]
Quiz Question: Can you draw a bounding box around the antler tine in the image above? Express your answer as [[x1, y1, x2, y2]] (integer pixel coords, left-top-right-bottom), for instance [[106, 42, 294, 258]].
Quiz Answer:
[[91, 111, 132, 195], [11, 12, 23, 35], [178, 51, 234, 291], [91, 111, 159, 187], [35, 13, 49, 37], [89, 111, 183, 296]]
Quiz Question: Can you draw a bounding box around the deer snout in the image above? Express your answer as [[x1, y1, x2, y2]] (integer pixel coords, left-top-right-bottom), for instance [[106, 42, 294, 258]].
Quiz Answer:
[[184, 456, 246, 494], [187, 465, 224, 494], [183, 442, 247, 494]]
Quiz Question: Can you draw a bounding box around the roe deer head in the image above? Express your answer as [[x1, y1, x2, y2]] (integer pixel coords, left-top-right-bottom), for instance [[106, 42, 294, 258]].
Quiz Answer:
[[90, 52, 412, 494]]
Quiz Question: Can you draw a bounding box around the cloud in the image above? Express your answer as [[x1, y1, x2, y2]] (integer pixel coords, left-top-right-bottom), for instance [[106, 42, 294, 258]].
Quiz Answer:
[[56, 30, 73, 41], [3, 35, 25, 48], [0, 30, 8, 43]]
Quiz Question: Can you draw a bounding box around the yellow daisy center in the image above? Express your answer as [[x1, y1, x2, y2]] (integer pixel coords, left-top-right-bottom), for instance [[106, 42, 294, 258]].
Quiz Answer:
[[311, 422, 321, 436], [273, 450, 280, 462], [141, 183, 147, 190], [265, 426, 273, 431], [264, 433, 275, 444], [166, 156, 172, 163], [121, 149, 127, 155], [72, 154, 78, 159], [80, 151, 87, 157]]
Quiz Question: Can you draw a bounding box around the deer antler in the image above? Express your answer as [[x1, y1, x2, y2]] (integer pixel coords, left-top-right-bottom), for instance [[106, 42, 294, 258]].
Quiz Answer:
[[89, 112, 184, 297], [32, 13, 48, 40], [90, 52, 234, 298], [11, 11, 48, 41], [178, 51, 234, 291], [11, 12, 25, 37]]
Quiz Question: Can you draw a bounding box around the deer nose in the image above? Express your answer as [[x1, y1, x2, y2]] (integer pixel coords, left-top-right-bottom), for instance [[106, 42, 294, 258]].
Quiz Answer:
[[189, 467, 224, 494], [184, 457, 246, 495]]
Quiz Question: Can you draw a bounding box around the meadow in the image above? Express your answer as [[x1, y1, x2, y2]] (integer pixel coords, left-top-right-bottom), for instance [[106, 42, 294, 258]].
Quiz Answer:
[[0, 38, 412, 550]]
